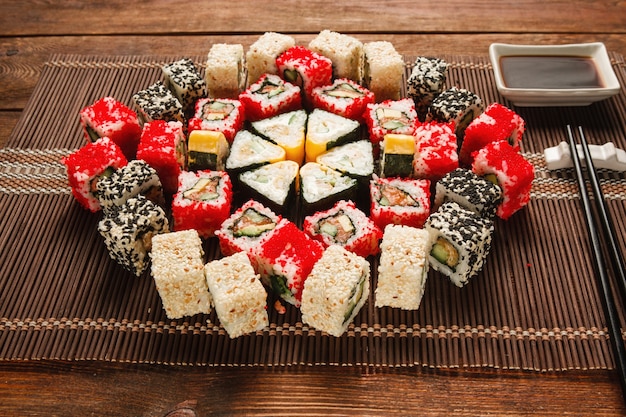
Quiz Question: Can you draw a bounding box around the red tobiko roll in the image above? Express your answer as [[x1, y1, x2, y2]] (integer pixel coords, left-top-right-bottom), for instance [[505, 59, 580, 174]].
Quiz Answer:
[[369, 175, 431, 230], [471, 140, 534, 220], [239, 73, 302, 122], [276, 46, 333, 109], [311, 78, 375, 123], [187, 98, 245, 143], [364, 98, 420, 147], [413, 121, 459, 181]]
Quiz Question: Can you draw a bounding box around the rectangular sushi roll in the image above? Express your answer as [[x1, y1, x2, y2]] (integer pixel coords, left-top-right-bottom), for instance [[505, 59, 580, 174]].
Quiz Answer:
[[301, 245, 370, 337], [471, 140, 534, 220], [250, 109, 307, 165], [407, 57, 449, 120], [311, 78, 375, 122], [250, 220, 325, 307], [276, 46, 333, 109], [305, 108, 361, 163], [369, 175, 431, 230], [239, 160, 299, 216], [187, 98, 245, 143], [303, 199, 383, 258], [246, 32, 296, 87], [375, 224, 431, 310], [239, 73, 302, 122], [424, 201, 494, 287], [308, 30, 364, 82], [205, 43, 246, 99], [362, 41, 405, 102], [132, 81, 185, 125], [300, 162, 358, 216], [427, 86, 483, 140], [150, 229, 212, 319], [363, 98, 419, 147], [187, 129, 230, 171], [379, 133, 415, 178], [162, 58, 208, 117], [413, 121, 459, 181], [204, 251, 269, 339], [61, 137, 128, 213], [435, 168, 503, 219], [79, 96, 142, 160], [96, 159, 164, 215], [171, 170, 233, 238], [225, 130, 286, 178], [98, 195, 169, 277], [136, 120, 187, 195]]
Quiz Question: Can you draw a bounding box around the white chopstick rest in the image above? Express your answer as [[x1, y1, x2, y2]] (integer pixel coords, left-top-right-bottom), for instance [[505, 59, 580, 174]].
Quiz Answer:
[[544, 141, 626, 171]]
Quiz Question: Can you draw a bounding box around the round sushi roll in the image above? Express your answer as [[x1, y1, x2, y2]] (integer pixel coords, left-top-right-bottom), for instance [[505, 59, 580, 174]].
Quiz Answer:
[[364, 98, 420, 148], [369, 175, 431, 230], [239, 73, 302, 122], [311, 78, 375, 122], [187, 98, 245, 143], [303, 199, 383, 258]]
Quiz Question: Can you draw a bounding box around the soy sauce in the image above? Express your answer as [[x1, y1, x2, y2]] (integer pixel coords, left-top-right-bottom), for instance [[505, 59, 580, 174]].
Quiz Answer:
[[500, 56, 603, 89]]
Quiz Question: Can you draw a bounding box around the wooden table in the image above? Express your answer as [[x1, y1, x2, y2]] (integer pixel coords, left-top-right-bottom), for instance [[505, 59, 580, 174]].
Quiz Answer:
[[2, 1, 626, 415]]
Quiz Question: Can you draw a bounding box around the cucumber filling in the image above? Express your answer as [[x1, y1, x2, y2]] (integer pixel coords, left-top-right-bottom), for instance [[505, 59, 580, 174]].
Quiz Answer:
[[431, 237, 459, 270], [270, 274, 292, 300], [378, 185, 418, 207], [283, 69, 303, 87], [343, 274, 366, 325], [375, 108, 410, 131], [183, 177, 220, 201], [318, 212, 355, 244], [232, 208, 276, 237], [254, 79, 285, 98], [201, 101, 235, 121], [326, 83, 363, 99]]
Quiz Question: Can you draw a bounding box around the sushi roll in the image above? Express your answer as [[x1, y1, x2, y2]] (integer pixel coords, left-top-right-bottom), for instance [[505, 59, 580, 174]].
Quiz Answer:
[[459, 102, 525, 166], [300, 245, 370, 337], [375, 224, 431, 310], [239, 160, 299, 216], [305, 108, 361, 163], [162, 58, 208, 117], [427, 86, 483, 140], [407, 57, 449, 120], [424, 201, 494, 287], [471, 140, 534, 220], [369, 175, 431, 230], [136, 120, 187, 195], [79, 96, 142, 160], [215, 199, 284, 257], [96, 159, 164, 215], [276, 46, 333, 108], [187, 98, 245, 143], [150, 229, 212, 319], [363, 98, 420, 148], [98, 195, 169, 277], [132, 81, 185, 125], [250, 220, 324, 307], [246, 32, 296, 87], [250, 109, 307, 165], [308, 30, 364, 82], [299, 162, 358, 216], [171, 170, 233, 238], [303, 200, 383, 258], [362, 41, 405, 102], [310, 78, 375, 122], [225, 130, 286, 178], [316, 139, 374, 185], [413, 121, 459, 181], [204, 251, 269, 339], [238, 73, 302, 122], [379, 133, 415, 178], [61, 137, 128, 213], [435, 168, 503, 219], [187, 129, 230, 171], [205, 43, 246, 99]]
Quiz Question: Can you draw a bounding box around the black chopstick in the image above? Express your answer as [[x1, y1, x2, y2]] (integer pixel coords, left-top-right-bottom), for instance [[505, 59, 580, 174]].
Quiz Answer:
[[567, 125, 626, 401]]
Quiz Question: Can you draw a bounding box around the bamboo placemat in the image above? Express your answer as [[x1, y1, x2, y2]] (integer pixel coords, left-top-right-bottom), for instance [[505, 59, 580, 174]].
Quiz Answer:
[[1, 52, 625, 369]]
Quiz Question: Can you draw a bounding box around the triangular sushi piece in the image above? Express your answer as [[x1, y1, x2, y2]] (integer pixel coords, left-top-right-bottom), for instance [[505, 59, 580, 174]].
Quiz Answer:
[[305, 108, 361, 163], [299, 162, 358, 215], [250, 109, 307, 165], [239, 160, 299, 216], [225, 130, 286, 176], [316, 140, 374, 181]]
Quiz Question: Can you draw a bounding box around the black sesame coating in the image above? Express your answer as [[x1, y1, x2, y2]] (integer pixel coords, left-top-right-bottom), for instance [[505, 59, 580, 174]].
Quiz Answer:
[[407, 57, 448, 97], [162, 58, 208, 114], [436, 168, 503, 218], [132, 81, 185, 124], [428, 86, 483, 122], [96, 160, 164, 212]]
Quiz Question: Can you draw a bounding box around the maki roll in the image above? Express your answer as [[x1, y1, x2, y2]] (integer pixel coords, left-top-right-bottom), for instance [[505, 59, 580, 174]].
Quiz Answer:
[[471, 140, 534, 220], [61, 137, 128, 213], [96, 159, 164, 215], [379, 133, 415, 178], [305, 108, 361, 163], [301, 245, 370, 337], [79, 96, 142, 160], [369, 175, 431, 230], [239, 160, 299, 216], [299, 162, 358, 216], [171, 170, 232, 238], [136, 120, 187, 195], [98, 195, 169, 277], [132, 81, 185, 125], [424, 201, 494, 287], [250, 220, 324, 307], [308, 30, 364, 82], [187, 98, 245, 143], [316, 139, 374, 185], [275, 46, 333, 108], [460, 102, 525, 166], [187, 129, 230, 171], [413, 121, 459, 181], [362, 41, 405, 102], [204, 251, 269, 339], [303, 200, 383, 258], [250, 109, 307, 165], [311, 78, 375, 122], [363, 98, 420, 147], [225, 130, 286, 178], [246, 32, 296, 87], [239, 73, 302, 122], [407, 57, 449, 120], [162, 58, 208, 117], [150, 229, 212, 319], [375, 224, 431, 310], [435, 168, 502, 219], [427, 86, 483, 140], [205, 43, 246, 99]]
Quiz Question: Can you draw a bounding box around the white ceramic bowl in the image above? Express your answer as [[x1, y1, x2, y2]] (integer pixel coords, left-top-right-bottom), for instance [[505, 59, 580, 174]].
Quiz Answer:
[[489, 42, 621, 107]]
